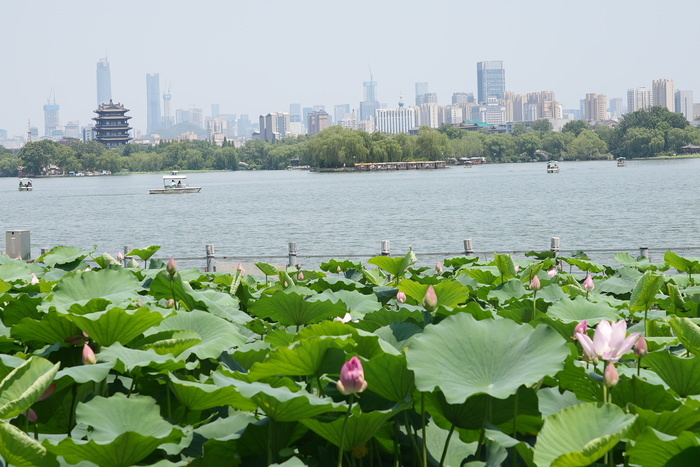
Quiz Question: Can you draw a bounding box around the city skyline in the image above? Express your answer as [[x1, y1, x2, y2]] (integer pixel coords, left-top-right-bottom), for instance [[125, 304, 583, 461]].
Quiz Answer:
[[1, 0, 699, 138]]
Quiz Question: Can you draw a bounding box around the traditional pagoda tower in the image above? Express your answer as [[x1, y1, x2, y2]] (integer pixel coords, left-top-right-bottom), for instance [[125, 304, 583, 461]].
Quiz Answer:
[[93, 100, 132, 148]]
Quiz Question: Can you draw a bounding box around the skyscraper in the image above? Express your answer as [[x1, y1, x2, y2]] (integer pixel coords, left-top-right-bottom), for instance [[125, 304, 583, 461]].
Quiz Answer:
[[627, 87, 652, 113], [360, 78, 380, 121], [675, 90, 694, 122], [584, 93, 607, 122], [96, 57, 112, 106], [146, 73, 161, 135], [476, 61, 505, 104], [162, 88, 173, 129], [652, 79, 675, 111], [415, 82, 429, 105], [43, 93, 59, 137]]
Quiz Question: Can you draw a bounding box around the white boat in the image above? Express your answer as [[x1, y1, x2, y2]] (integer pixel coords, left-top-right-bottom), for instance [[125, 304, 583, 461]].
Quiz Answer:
[[18, 178, 33, 191], [546, 161, 560, 173], [149, 173, 201, 194], [617, 157, 626, 167]]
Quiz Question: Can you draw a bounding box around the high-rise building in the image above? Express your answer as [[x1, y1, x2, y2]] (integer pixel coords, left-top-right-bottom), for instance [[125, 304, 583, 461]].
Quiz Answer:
[[375, 101, 415, 134], [96, 57, 112, 107], [64, 121, 80, 139], [259, 112, 290, 142], [162, 89, 173, 129], [452, 92, 474, 104], [415, 82, 429, 105], [237, 114, 252, 136], [307, 110, 330, 135], [146, 73, 161, 134], [627, 87, 652, 113], [289, 103, 302, 123], [675, 90, 694, 122], [608, 98, 624, 118], [418, 103, 439, 128], [334, 104, 350, 124], [43, 95, 60, 137], [360, 78, 380, 121], [93, 100, 132, 148], [477, 61, 505, 104], [652, 78, 675, 111], [191, 108, 204, 128], [211, 104, 220, 118], [471, 97, 506, 125], [584, 93, 607, 122], [416, 93, 438, 105]]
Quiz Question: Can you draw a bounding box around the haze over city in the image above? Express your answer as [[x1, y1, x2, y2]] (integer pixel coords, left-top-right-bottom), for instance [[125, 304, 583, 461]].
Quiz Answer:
[[2, 0, 699, 138]]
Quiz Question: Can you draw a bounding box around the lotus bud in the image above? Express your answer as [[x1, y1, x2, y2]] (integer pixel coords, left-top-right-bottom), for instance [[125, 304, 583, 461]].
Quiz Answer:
[[436, 262, 443, 274], [237, 263, 245, 276], [30, 273, 40, 285], [547, 268, 557, 277], [334, 312, 353, 324], [38, 383, 56, 401], [396, 291, 407, 303], [84, 267, 91, 272], [165, 298, 175, 308], [573, 320, 588, 339], [297, 271, 304, 281], [27, 408, 38, 423], [530, 274, 541, 291], [83, 331, 90, 338], [634, 336, 648, 358], [82, 344, 97, 365], [515, 265, 520, 273], [422, 285, 438, 312], [166, 257, 178, 275], [583, 274, 595, 292], [117, 251, 124, 262], [604, 362, 619, 388], [337, 356, 368, 395]]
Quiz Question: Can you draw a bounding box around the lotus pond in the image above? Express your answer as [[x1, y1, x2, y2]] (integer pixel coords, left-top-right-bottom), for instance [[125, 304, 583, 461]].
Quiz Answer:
[[1, 245, 700, 467]]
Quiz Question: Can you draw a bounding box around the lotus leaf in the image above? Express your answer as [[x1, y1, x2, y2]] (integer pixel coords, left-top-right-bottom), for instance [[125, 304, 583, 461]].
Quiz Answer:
[[168, 373, 258, 412], [668, 317, 700, 356], [0, 356, 59, 420], [407, 313, 569, 403], [627, 427, 700, 467], [11, 312, 81, 346], [49, 268, 142, 308], [533, 402, 636, 467], [547, 296, 622, 324], [644, 351, 700, 397], [65, 306, 164, 346], [249, 291, 347, 326], [0, 421, 58, 467], [302, 409, 394, 451]]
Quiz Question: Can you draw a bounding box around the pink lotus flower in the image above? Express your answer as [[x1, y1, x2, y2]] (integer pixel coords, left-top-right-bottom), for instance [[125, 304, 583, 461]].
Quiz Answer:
[[604, 362, 619, 387], [634, 336, 648, 358], [583, 274, 595, 292], [573, 320, 588, 339], [237, 263, 245, 276], [334, 313, 353, 324], [27, 408, 38, 422], [576, 320, 639, 363], [396, 291, 407, 303], [337, 356, 368, 395], [436, 262, 443, 274], [297, 271, 304, 281], [117, 251, 124, 262], [422, 285, 438, 311], [166, 257, 177, 275], [530, 275, 541, 291], [30, 273, 40, 285], [514, 265, 520, 273], [82, 344, 97, 365], [547, 268, 557, 277]]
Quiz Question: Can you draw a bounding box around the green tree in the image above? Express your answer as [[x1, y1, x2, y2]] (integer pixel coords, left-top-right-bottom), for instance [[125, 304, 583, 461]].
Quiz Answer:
[[541, 132, 571, 159], [484, 133, 516, 162], [415, 127, 450, 160], [18, 140, 59, 175], [566, 129, 609, 160], [0, 151, 20, 177], [531, 119, 553, 132], [307, 127, 369, 168], [562, 120, 588, 137], [515, 132, 542, 160]]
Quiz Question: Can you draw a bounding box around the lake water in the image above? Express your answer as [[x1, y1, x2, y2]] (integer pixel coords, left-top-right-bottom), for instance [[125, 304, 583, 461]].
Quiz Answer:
[[2, 159, 699, 269]]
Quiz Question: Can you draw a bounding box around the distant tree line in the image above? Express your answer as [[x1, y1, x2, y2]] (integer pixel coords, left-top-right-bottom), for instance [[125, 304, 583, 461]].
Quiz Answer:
[[1, 106, 698, 176]]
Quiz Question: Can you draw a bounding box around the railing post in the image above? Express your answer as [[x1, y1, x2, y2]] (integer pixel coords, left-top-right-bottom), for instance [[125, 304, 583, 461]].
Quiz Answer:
[[123, 245, 132, 267], [288, 242, 298, 268], [205, 244, 215, 272], [381, 240, 391, 256], [463, 238, 474, 255], [550, 236, 560, 258], [639, 247, 649, 260], [40, 247, 49, 255]]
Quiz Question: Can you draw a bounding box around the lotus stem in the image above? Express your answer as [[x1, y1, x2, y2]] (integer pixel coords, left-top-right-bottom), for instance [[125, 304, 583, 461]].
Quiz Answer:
[[404, 411, 421, 463], [338, 394, 354, 467], [637, 357, 641, 377], [421, 393, 427, 467], [268, 418, 273, 466], [439, 424, 455, 467], [531, 291, 537, 322], [512, 391, 519, 437]]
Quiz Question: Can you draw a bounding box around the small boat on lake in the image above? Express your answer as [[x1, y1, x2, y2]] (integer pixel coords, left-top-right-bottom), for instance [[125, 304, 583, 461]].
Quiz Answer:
[[18, 178, 33, 191], [617, 157, 626, 167], [149, 173, 201, 194], [546, 161, 560, 173]]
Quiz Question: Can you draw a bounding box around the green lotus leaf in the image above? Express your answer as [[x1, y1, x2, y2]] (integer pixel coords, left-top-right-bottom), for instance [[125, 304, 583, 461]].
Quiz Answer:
[[644, 351, 700, 397], [361, 307, 424, 328], [367, 249, 416, 278], [629, 271, 664, 313], [407, 313, 569, 403], [547, 296, 622, 324], [38, 246, 89, 267], [537, 388, 583, 419], [0, 261, 39, 284], [424, 421, 476, 467], [150, 309, 247, 360], [0, 356, 59, 419], [43, 393, 183, 467], [168, 373, 258, 412], [373, 322, 422, 352], [149, 270, 207, 312], [249, 291, 347, 326], [488, 278, 528, 303], [11, 312, 81, 346], [254, 262, 279, 276], [614, 253, 667, 272], [560, 257, 605, 273], [126, 245, 161, 261], [318, 289, 382, 315], [362, 353, 415, 402], [668, 317, 700, 356], [1, 293, 43, 326], [493, 253, 517, 279], [302, 409, 394, 451], [248, 336, 352, 380], [212, 375, 346, 422], [194, 411, 258, 441], [0, 421, 58, 467], [55, 362, 113, 384], [627, 427, 700, 467], [131, 330, 202, 357], [557, 358, 603, 403], [535, 284, 568, 304], [398, 280, 470, 308], [597, 269, 641, 295], [320, 259, 362, 273], [611, 376, 681, 412], [64, 307, 164, 347], [628, 401, 700, 438], [98, 342, 192, 374], [533, 402, 637, 467], [664, 251, 700, 275], [188, 289, 250, 325], [295, 320, 397, 358], [49, 268, 142, 309]]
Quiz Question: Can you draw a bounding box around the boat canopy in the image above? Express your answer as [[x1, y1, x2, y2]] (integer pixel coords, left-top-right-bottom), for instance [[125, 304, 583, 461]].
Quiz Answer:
[[162, 175, 188, 180]]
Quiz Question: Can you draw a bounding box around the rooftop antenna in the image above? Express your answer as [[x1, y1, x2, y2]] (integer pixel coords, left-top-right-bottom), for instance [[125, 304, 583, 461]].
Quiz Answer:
[[27, 119, 32, 143], [368, 64, 373, 82]]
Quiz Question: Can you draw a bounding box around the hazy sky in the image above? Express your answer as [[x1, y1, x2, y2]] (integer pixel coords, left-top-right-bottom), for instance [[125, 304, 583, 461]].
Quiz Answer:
[[2, 0, 698, 138]]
